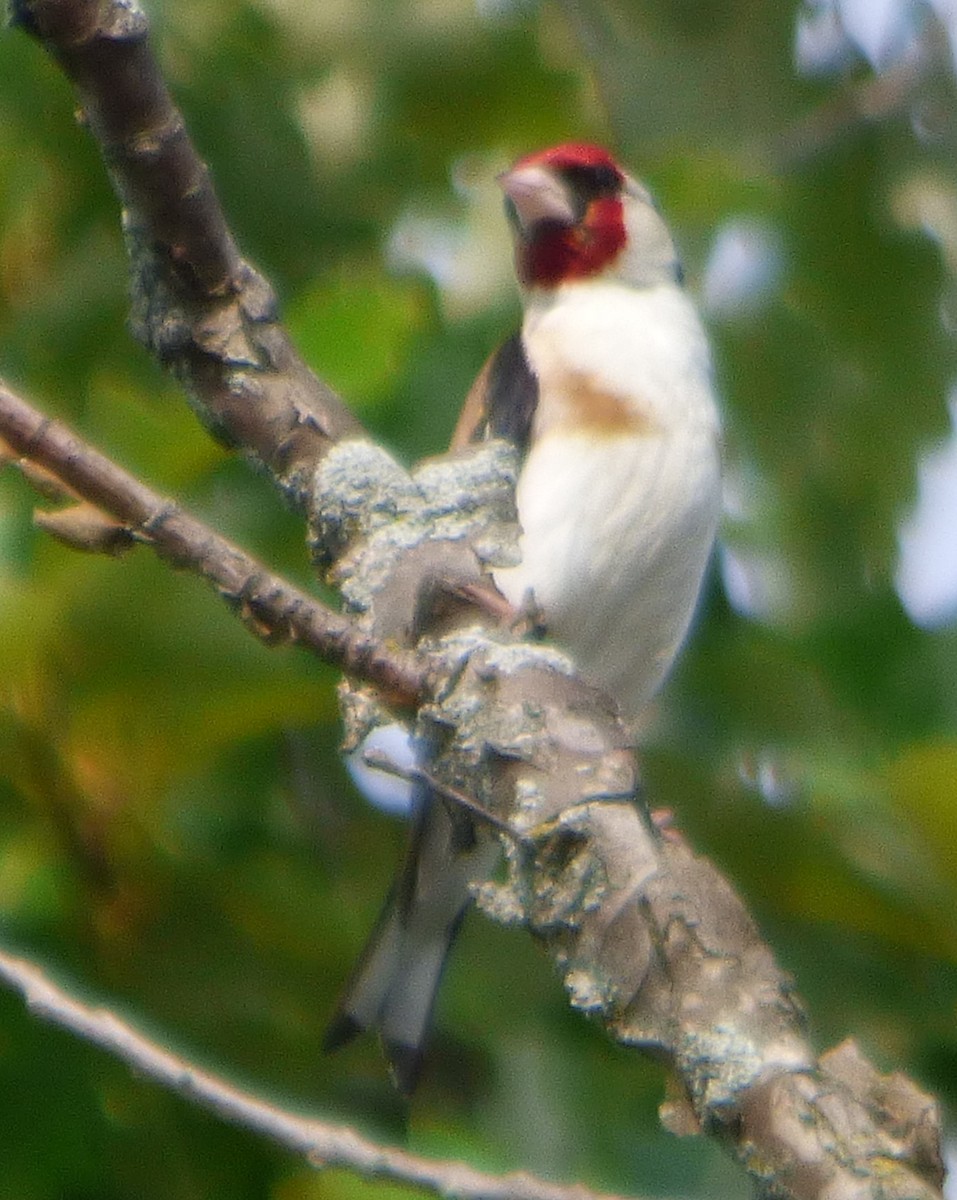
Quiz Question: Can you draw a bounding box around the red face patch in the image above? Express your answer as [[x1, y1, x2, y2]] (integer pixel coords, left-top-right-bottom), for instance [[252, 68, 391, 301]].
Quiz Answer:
[[518, 194, 626, 288]]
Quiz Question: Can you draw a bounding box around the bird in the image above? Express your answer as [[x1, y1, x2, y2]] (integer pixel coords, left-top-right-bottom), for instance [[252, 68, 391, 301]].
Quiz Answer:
[[326, 142, 723, 1093]]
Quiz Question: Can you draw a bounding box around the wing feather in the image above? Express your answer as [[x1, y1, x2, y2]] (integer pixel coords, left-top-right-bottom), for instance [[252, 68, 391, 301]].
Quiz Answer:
[[450, 332, 539, 456]]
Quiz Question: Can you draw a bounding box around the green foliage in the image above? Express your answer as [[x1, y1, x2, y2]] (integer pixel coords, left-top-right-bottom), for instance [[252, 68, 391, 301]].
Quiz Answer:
[[2, 1, 957, 1197]]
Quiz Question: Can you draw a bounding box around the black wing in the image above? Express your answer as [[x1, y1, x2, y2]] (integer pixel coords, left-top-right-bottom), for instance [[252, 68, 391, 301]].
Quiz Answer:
[[450, 331, 539, 458]]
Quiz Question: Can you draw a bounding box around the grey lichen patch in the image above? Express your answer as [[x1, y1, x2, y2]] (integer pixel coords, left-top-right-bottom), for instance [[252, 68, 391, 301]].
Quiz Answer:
[[323, 440, 528, 782], [675, 1025, 769, 1112], [107, 0, 150, 38], [511, 776, 552, 831], [417, 632, 641, 859], [522, 803, 665, 1020], [565, 967, 617, 1014], [420, 630, 573, 704], [425, 636, 579, 729], [337, 676, 402, 756], [416, 630, 651, 1027], [310, 439, 421, 566], [477, 639, 577, 683], [310, 438, 521, 619], [471, 829, 535, 928], [411, 442, 522, 568], [472, 876, 528, 926]]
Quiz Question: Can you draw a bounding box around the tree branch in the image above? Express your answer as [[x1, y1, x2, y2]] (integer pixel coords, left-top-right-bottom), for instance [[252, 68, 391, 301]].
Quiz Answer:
[[405, 645, 944, 1200], [10, 0, 363, 510], [0, 947, 633, 1200], [0, 379, 426, 705]]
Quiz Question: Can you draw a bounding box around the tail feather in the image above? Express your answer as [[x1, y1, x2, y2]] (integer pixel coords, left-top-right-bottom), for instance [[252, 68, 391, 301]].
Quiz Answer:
[[322, 1010, 366, 1054], [383, 1038, 427, 1098], [324, 897, 406, 1046], [325, 794, 499, 1092]]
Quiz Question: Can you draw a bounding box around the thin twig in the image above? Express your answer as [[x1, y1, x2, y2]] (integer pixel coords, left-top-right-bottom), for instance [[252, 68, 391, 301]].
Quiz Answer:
[[361, 747, 527, 842], [0, 947, 634, 1200], [0, 379, 426, 705]]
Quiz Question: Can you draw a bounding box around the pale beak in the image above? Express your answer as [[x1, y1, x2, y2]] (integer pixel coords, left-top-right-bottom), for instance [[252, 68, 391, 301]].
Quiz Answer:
[[498, 163, 577, 231]]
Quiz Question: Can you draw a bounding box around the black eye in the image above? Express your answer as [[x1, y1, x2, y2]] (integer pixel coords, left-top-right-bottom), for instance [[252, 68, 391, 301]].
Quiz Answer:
[[562, 163, 621, 198], [590, 165, 621, 190]]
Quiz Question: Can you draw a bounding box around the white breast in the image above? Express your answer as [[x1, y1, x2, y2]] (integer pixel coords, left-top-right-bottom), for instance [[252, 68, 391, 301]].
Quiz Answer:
[[492, 280, 721, 717]]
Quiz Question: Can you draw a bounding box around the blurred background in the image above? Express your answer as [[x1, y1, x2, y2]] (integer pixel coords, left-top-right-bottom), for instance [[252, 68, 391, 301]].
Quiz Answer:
[[2, 0, 957, 1196]]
